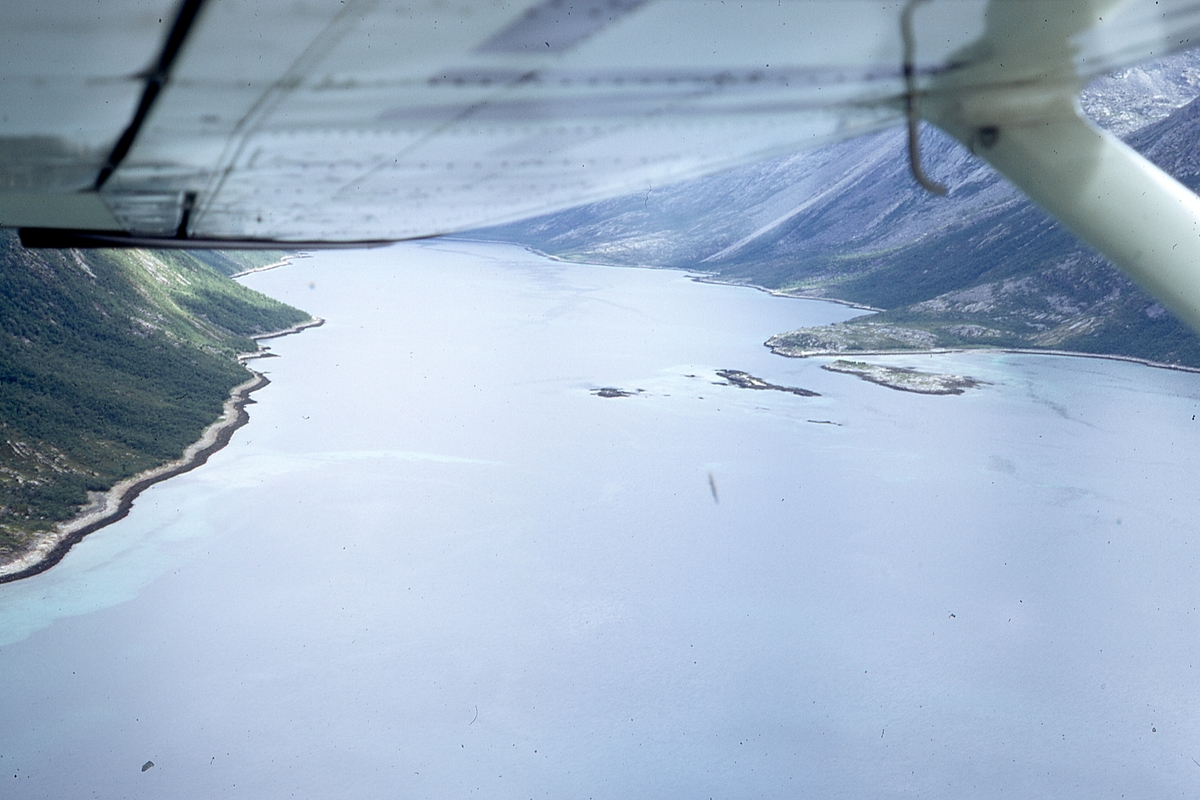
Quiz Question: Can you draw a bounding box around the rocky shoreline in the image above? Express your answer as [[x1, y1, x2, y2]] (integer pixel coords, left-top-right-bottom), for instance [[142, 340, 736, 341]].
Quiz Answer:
[[0, 317, 323, 584], [822, 359, 983, 395], [714, 369, 819, 397]]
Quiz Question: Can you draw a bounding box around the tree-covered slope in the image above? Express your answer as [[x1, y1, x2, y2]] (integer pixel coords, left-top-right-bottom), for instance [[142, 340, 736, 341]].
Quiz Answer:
[[0, 234, 309, 559]]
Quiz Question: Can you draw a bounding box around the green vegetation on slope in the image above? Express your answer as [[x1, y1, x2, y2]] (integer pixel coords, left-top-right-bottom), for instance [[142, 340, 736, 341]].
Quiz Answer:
[[0, 234, 310, 558], [187, 249, 290, 278]]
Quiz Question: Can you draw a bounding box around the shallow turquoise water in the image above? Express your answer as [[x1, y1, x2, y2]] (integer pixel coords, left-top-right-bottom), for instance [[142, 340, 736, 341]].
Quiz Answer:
[[3, 241, 1200, 798]]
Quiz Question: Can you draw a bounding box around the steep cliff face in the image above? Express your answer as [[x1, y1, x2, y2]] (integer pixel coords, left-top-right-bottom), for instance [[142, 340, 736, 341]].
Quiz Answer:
[[475, 48, 1200, 365], [0, 236, 308, 559]]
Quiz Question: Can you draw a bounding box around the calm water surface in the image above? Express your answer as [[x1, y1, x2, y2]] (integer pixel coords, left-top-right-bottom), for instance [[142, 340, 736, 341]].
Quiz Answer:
[[3, 241, 1200, 798]]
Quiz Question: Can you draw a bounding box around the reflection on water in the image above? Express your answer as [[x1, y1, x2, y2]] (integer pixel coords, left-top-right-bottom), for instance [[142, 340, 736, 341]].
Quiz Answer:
[[2, 241, 1200, 798]]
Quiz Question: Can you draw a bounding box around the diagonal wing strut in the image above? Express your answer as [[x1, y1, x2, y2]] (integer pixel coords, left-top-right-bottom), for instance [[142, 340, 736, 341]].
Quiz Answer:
[[918, 0, 1200, 331]]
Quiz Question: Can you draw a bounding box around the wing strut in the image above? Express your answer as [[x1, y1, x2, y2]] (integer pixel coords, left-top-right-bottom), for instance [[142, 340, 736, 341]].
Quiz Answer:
[[901, 0, 948, 196], [920, 0, 1200, 333], [937, 102, 1200, 331]]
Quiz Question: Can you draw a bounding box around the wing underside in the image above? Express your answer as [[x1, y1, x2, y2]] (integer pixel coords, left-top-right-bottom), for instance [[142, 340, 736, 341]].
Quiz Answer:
[[3, 0, 1199, 243], [9, 0, 1200, 330]]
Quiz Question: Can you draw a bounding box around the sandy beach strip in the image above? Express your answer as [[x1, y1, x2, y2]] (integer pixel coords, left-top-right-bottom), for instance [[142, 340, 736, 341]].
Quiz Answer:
[[227, 254, 294, 279], [0, 317, 323, 585], [252, 315, 324, 342]]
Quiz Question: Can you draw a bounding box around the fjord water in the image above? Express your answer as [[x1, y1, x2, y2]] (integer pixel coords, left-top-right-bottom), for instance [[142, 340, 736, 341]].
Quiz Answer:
[[3, 241, 1200, 798]]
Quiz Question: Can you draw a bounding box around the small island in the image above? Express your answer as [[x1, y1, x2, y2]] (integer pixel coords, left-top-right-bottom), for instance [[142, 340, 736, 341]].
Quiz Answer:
[[715, 369, 819, 397], [822, 360, 982, 395]]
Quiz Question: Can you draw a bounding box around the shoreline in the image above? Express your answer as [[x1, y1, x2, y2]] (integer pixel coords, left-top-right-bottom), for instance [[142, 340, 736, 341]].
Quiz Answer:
[[686, 274, 884, 312], [452, 238, 1200, 375], [771, 344, 1200, 375], [228, 254, 294, 279], [0, 316, 324, 585], [250, 315, 325, 343], [447, 237, 886, 313]]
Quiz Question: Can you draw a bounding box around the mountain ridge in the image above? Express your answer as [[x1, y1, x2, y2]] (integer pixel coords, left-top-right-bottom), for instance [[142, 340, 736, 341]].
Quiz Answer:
[[472, 48, 1200, 367]]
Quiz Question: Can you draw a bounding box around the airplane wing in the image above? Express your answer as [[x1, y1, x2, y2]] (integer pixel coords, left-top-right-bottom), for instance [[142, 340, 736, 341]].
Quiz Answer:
[[4, 1, 1200, 325]]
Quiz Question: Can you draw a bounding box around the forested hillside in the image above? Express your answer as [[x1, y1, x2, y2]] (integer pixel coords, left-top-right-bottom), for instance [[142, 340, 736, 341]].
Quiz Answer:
[[0, 235, 308, 561]]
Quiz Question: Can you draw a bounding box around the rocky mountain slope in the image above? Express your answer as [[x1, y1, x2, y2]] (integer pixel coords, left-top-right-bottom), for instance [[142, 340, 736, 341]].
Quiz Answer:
[[474, 48, 1200, 366]]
